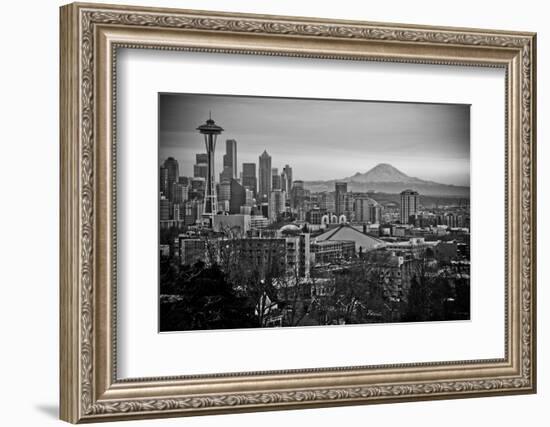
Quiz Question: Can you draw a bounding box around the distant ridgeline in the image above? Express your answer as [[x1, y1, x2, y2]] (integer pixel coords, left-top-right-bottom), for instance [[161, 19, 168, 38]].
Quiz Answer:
[[303, 163, 470, 198]]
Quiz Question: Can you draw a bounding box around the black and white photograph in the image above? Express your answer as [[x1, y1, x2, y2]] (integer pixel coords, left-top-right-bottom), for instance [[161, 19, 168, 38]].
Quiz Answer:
[[158, 93, 471, 332]]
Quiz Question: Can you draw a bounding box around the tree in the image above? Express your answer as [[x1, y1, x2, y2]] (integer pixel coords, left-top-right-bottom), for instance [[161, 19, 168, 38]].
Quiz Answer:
[[160, 262, 256, 331], [403, 259, 451, 322]]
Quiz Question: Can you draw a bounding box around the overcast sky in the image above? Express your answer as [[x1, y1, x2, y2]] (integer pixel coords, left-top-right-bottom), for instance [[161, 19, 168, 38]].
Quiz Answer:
[[159, 93, 470, 186]]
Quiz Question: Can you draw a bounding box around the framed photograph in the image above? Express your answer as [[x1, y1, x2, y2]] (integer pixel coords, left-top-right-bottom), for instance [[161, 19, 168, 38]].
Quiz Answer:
[[60, 2, 537, 423]]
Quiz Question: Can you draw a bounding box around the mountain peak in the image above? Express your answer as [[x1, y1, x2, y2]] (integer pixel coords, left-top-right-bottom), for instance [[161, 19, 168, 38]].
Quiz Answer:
[[303, 163, 469, 197], [350, 163, 414, 183], [371, 162, 396, 170]]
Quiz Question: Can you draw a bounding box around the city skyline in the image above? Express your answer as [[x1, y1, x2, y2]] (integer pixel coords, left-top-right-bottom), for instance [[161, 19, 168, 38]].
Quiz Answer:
[[158, 93, 471, 332], [159, 93, 470, 186]]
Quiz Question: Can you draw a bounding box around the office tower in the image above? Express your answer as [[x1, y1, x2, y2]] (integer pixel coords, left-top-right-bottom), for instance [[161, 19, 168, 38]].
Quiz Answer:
[[196, 114, 224, 222], [282, 165, 293, 193], [219, 140, 237, 182], [159, 167, 169, 198], [271, 168, 281, 190], [219, 168, 232, 183], [293, 180, 304, 190], [178, 176, 191, 186], [193, 153, 208, 179], [290, 180, 309, 213], [182, 199, 203, 225], [218, 180, 231, 202], [258, 150, 272, 202], [159, 196, 171, 221], [172, 182, 189, 204], [172, 203, 181, 221], [229, 179, 246, 214], [335, 182, 348, 216], [196, 153, 207, 163], [242, 163, 257, 196], [343, 193, 354, 221], [400, 189, 420, 224], [319, 192, 335, 213], [162, 157, 179, 202], [269, 189, 286, 221], [190, 177, 205, 200], [355, 196, 382, 223], [280, 172, 287, 193], [224, 139, 237, 179], [244, 188, 254, 206]]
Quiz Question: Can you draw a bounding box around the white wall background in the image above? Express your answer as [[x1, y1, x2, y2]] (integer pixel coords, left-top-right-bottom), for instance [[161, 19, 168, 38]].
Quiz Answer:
[[0, 0, 545, 426]]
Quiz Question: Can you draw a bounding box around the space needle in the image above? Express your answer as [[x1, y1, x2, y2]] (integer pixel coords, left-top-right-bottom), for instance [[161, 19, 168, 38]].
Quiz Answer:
[[196, 113, 224, 226]]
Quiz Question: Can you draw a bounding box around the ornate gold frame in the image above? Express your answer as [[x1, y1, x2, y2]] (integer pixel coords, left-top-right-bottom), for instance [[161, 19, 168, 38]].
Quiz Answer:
[[60, 2, 537, 423]]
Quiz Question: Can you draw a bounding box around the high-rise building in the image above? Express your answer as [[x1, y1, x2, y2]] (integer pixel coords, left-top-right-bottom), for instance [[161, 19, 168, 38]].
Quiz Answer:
[[230, 179, 246, 214], [293, 180, 304, 190], [196, 115, 224, 223], [190, 177, 205, 200], [290, 180, 310, 216], [178, 176, 191, 186], [244, 188, 254, 206], [162, 157, 179, 202], [400, 189, 420, 224], [182, 199, 203, 225], [195, 153, 207, 163], [282, 165, 293, 193], [355, 196, 382, 223], [341, 193, 355, 221], [219, 167, 232, 183], [335, 182, 348, 216], [306, 209, 323, 225], [159, 196, 171, 220], [271, 168, 281, 190], [173, 203, 182, 221], [193, 153, 208, 179], [269, 189, 286, 221], [258, 150, 272, 202], [172, 182, 189, 204], [242, 163, 257, 195], [223, 139, 237, 179], [159, 167, 169, 198], [218, 180, 231, 202], [280, 172, 287, 193], [319, 192, 335, 213]]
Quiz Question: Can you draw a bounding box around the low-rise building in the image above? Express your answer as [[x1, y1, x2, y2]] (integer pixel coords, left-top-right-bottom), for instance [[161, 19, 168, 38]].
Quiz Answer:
[[315, 223, 385, 254], [212, 214, 251, 235], [310, 240, 356, 264]]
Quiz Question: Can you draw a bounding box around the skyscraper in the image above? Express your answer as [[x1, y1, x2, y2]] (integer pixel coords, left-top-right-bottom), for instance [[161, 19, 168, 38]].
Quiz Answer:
[[282, 165, 293, 193], [242, 163, 257, 196], [269, 189, 286, 221], [319, 192, 335, 213], [223, 139, 237, 179], [218, 180, 231, 203], [400, 189, 420, 224], [229, 179, 246, 214], [258, 150, 272, 203], [172, 182, 189, 204], [159, 166, 169, 198], [355, 196, 382, 223], [290, 180, 309, 213], [335, 182, 348, 216], [271, 168, 281, 190], [159, 195, 171, 221], [162, 157, 179, 202]]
